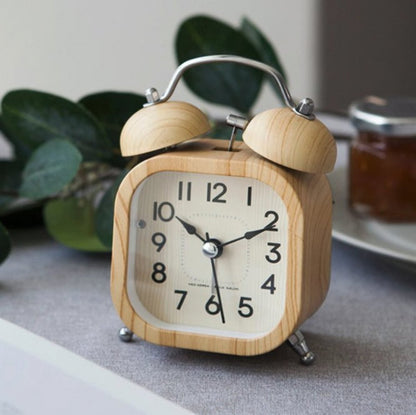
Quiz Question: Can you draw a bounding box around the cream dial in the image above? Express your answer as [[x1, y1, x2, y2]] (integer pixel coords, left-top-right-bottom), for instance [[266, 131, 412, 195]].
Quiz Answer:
[[126, 171, 288, 338]]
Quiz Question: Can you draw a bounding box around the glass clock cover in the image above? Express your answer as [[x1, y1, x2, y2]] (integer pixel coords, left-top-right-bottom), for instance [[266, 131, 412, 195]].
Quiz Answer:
[[126, 171, 288, 339]]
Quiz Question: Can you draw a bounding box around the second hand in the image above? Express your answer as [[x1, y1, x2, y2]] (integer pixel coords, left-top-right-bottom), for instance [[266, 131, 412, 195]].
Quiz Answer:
[[207, 232, 226, 324]]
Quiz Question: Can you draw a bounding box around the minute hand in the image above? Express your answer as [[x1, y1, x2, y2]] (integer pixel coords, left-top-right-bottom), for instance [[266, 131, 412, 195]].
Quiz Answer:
[[220, 224, 276, 248]]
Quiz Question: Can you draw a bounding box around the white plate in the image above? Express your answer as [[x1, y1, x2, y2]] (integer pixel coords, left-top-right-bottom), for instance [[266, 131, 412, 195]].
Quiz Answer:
[[328, 139, 416, 265]]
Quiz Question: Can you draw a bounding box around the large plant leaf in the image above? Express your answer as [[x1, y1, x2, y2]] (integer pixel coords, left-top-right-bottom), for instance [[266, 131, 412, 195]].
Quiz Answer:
[[0, 160, 23, 212], [79, 91, 146, 147], [240, 17, 288, 103], [0, 221, 11, 264], [44, 197, 108, 252], [94, 170, 127, 248], [0, 115, 32, 160], [19, 139, 82, 200], [175, 15, 263, 114], [1, 90, 111, 161]]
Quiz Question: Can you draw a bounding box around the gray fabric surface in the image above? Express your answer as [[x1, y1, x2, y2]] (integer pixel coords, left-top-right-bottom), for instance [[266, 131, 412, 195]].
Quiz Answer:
[[0, 228, 415, 414]]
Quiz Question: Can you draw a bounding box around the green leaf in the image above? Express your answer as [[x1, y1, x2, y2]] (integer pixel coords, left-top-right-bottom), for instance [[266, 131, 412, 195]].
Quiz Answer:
[[0, 160, 23, 212], [79, 91, 146, 147], [0, 115, 6, 135], [95, 170, 127, 248], [240, 17, 287, 82], [0, 221, 11, 264], [0, 115, 32, 160], [44, 197, 109, 252], [19, 139, 82, 200], [1, 90, 111, 161], [175, 15, 263, 114], [240, 17, 288, 103]]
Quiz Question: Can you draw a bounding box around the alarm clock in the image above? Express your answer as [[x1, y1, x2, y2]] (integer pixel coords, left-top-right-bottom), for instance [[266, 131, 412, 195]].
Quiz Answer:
[[111, 55, 336, 364]]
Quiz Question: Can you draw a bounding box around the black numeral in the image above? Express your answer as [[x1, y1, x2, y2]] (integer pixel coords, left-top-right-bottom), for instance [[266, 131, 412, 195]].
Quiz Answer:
[[153, 201, 175, 222], [238, 297, 254, 318], [247, 186, 252, 206], [205, 295, 221, 315], [261, 274, 276, 294], [265, 210, 279, 231], [174, 290, 188, 310], [178, 181, 192, 201], [207, 182, 227, 203], [151, 232, 166, 252], [266, 243, 281, 263], [151, 262, 166, 283]]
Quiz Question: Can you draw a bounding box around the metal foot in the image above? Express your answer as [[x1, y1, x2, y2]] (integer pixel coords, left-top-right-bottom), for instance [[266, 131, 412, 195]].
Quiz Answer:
[[118, 327, 133, 342], [287, 330, 315, 365]]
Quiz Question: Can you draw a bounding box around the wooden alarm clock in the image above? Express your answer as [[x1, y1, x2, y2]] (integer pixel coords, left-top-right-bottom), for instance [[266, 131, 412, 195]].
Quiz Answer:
[[111, 55, 336, 364]]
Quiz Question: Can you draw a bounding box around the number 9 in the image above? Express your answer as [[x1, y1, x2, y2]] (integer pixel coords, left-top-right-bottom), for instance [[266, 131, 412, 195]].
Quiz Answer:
[[152, 232, 166, 252]]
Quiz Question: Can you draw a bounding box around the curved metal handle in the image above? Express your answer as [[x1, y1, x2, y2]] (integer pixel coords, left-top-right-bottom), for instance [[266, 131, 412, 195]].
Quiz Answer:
[[145, 55, 315, 120]]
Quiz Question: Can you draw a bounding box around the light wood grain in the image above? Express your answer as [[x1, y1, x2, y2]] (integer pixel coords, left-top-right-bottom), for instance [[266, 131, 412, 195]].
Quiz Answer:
[[120, 101, 210, 156], [111, 139, 332, 356], [243, 107, 337, 174]]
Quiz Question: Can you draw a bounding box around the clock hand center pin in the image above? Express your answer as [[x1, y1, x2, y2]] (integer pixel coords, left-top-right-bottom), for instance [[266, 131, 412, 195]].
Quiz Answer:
[[202, 237, 223, 259], [176, 215, 225, 258]]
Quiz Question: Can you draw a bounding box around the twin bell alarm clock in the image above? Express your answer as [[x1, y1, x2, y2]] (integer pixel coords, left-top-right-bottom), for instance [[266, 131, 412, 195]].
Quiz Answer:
[[110, 55, 336, 364]]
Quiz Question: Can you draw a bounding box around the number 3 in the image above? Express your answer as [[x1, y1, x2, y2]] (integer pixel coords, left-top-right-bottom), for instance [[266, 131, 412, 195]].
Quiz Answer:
[[266, 242, 281, 263]]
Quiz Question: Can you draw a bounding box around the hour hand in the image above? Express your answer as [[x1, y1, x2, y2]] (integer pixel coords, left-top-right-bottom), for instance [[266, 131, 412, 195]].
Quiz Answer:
[[220, 224, 276, 247], [175, 216, 205, 242]]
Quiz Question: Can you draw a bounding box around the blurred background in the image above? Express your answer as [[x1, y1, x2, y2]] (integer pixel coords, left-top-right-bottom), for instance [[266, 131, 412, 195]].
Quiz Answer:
[[1, 0, 416, 155]]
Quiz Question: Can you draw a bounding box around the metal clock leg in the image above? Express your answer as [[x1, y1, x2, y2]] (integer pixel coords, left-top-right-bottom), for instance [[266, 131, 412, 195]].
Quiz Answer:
[[287, 330, 315, 365], [118, 327, 134, 342]]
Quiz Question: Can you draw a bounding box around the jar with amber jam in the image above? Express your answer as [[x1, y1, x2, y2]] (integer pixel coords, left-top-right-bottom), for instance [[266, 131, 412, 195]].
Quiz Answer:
[[349, 96, 416, 222]]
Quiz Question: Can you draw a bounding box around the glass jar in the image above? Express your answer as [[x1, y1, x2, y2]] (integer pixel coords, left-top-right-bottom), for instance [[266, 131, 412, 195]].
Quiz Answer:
[[349, 96, 416, 222]]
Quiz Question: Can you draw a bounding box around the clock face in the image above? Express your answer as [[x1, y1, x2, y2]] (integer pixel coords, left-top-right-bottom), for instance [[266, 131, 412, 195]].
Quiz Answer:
[[126, 171, 288, 339]]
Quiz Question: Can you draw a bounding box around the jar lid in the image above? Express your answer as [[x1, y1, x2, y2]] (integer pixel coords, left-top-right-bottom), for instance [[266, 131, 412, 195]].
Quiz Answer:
[[349, 96, 416, 136]]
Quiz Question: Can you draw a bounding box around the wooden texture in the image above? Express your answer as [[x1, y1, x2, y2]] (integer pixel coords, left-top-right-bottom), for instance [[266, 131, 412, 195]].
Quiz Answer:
[[120, 101, 210, 156], [111, 139, 333, 356], [243, 107, 337, 174]]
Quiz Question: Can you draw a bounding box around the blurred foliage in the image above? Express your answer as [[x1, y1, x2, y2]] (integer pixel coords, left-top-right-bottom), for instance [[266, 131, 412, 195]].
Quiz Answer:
[[0, 15, 286, 264]]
